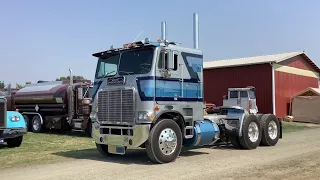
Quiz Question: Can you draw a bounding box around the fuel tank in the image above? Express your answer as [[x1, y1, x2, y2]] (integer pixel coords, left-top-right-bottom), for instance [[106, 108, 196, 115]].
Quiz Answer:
[[14, 80, 91, 105], [14, 81, 70, 105]]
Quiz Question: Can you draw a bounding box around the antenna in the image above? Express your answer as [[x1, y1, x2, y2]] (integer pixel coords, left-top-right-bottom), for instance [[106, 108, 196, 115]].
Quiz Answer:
[[133, 30, 144, 42]]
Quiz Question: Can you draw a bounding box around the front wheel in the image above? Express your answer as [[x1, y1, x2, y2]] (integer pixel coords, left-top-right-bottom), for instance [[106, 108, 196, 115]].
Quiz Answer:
[[146, 119, 182, 164], [23, 115, 30, 132], [6, 136, 23, 148], [95, 143, 114, 156]]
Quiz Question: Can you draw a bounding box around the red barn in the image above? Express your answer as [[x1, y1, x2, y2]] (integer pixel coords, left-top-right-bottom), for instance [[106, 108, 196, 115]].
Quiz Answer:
[[203, 51, 320, 118]]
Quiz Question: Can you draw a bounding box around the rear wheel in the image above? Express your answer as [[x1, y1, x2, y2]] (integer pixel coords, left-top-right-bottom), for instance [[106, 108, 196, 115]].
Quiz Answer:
[[146, 119, 182, 164], [230, 136, 243, 149], [31, 115, 42, 133], [238, 114, 262, 149], [6, 136, 23, 148], [260, 114, 280, 146]]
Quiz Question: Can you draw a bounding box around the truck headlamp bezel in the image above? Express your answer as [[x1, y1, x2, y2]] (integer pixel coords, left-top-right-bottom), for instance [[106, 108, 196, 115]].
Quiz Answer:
[[138, 111, 154, 121], [10, 115, 20, 121]]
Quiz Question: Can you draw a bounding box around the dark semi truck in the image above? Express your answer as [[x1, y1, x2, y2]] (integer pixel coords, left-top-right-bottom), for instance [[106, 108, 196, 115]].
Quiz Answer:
[[6, 69, 93, 137]]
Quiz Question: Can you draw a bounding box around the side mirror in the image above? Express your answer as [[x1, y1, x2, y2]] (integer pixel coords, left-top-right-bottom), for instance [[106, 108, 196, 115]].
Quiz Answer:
[[77, 88, 83, 99], [223, 95, 228, 99], [167, 50, 175, 70]]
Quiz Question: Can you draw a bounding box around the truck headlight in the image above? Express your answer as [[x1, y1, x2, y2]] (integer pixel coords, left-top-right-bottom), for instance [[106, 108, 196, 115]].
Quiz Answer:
[[138, 111, 155, 121], [11, 115, 20, 121]]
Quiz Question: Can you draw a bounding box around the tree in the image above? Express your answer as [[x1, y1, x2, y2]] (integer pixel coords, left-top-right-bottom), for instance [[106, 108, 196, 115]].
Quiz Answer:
[[0, 81, 5, 90], [56, 76, 87, 81], [16, 81, 32, 89]]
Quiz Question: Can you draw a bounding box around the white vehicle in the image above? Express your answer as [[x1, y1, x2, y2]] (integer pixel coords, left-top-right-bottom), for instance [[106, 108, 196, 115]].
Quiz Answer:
[[222, 86, 258, 114], [90, 13, 282, 164]]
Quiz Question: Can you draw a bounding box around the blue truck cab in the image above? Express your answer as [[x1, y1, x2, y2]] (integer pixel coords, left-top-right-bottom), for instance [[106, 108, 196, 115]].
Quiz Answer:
[[0, 96, 27, 147]]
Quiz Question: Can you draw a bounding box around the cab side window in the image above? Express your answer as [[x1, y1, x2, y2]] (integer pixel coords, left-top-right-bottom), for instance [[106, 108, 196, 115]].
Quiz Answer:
[[158, 51, 178, 71], [158, 51, 167, 69], [229, 91, 238, 98], [240, 91, 248, 98]]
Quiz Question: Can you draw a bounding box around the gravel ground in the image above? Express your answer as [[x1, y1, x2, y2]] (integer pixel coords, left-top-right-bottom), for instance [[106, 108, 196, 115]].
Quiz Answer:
[[1, 128, 320, 180]]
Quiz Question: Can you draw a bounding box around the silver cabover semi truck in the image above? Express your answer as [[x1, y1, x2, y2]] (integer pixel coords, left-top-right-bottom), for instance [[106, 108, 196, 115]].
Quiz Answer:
[[90, 13, 282, 164]]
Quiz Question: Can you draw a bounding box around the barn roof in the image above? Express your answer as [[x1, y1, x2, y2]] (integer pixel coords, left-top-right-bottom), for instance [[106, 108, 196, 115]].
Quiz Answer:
[[292, 87, 320, 98], [203, 51, 320, 72]]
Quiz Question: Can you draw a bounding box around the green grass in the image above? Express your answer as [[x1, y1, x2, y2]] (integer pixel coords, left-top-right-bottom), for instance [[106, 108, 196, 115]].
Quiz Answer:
[[282, 121, 317, 133], [0, 132, 97, 169], [0, 121, 318, 169]]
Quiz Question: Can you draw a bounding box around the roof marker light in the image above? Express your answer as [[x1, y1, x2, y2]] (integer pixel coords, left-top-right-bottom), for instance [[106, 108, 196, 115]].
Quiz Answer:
[[145, 38, 151, 44]]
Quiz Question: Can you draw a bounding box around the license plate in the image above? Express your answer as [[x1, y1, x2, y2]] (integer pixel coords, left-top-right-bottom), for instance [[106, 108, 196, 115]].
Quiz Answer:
[[0, 139, 4, 144], [108, 145, 126, 155]]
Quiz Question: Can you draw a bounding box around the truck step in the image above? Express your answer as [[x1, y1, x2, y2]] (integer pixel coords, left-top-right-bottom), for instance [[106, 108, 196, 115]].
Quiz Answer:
[[71, 129, 85, 132], [185, 135, 194, 139], [184, 126, 194, 139], [184, 116, 193, 120]]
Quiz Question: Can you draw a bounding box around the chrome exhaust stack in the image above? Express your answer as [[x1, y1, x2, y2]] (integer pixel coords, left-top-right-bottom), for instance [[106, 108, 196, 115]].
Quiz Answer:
[[161, 21, 166, 41], [193, 13, 199, 49], [68, 68, 74, 122]]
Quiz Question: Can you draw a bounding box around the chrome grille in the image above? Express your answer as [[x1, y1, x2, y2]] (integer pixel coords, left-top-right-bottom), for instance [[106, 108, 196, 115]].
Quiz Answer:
[[0, 99, 6, 127], [97, 88, 135, 124]]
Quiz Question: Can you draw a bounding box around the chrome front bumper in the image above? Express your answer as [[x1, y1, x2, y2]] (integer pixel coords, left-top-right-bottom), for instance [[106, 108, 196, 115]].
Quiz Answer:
[[92, 122, 151, 148]]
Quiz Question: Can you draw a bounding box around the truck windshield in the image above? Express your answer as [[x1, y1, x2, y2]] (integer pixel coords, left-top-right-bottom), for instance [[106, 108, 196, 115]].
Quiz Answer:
[[95, 47, 154, 79]]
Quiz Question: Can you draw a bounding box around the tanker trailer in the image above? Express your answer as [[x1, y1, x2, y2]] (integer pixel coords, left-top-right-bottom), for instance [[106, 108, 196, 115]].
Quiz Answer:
[[12, 69, 93, 137]]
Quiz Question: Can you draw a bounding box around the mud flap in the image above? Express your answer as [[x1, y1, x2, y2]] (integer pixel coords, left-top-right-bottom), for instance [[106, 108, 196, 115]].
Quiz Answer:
[[278, 118, 283, 139]]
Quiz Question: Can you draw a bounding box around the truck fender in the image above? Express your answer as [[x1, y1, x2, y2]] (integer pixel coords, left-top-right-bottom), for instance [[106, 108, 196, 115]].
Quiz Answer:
[[21, 112, 44, 125], [151, 110, 185, 133]]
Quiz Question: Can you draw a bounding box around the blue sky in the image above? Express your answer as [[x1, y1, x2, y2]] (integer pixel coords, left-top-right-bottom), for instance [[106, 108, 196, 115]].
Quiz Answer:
[[1, 0, 319, 86]]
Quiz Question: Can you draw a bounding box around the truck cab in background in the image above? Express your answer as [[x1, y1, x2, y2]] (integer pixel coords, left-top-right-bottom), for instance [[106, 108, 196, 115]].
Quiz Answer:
[[0, 96, 27, 147], [222, 87, 258, 114]]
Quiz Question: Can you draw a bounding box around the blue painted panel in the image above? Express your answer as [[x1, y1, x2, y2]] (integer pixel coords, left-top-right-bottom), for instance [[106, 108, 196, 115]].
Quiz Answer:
[[6, 111, 26, 129], [139, 79, 201, 99]]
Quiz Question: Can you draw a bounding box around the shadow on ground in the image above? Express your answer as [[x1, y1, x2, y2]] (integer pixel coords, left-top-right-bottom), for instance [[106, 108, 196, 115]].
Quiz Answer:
[[53, 143, 239, 165], [32, 129, 89, 138], [53, 148, 213, 165]]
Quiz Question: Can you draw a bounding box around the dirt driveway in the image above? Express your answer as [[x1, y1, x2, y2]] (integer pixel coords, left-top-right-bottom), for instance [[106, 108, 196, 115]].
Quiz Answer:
[[1, 128, 320, 180]]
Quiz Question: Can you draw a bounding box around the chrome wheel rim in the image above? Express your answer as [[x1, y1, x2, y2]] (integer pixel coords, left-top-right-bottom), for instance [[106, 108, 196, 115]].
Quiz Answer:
[[268, 121, 278, 140], [33, 119, 40, 131], [248, 122, 259, 142], [159, 128, 177, 155]]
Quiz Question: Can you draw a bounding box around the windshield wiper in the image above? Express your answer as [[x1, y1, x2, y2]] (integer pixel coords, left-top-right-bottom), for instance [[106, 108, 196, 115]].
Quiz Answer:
[[119, 71, 133, 75], [102, 71, 116, 78]]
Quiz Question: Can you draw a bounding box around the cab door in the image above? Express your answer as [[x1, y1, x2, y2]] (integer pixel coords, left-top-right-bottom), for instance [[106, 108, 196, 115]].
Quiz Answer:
[[155, 48, 182, 104]]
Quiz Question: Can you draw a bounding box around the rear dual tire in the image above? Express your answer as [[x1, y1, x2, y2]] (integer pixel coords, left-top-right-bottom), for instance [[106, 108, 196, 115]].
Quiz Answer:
[[259, 114, 280, 146], [231, 114, 262, 149], [230, 114, 280, 149]]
